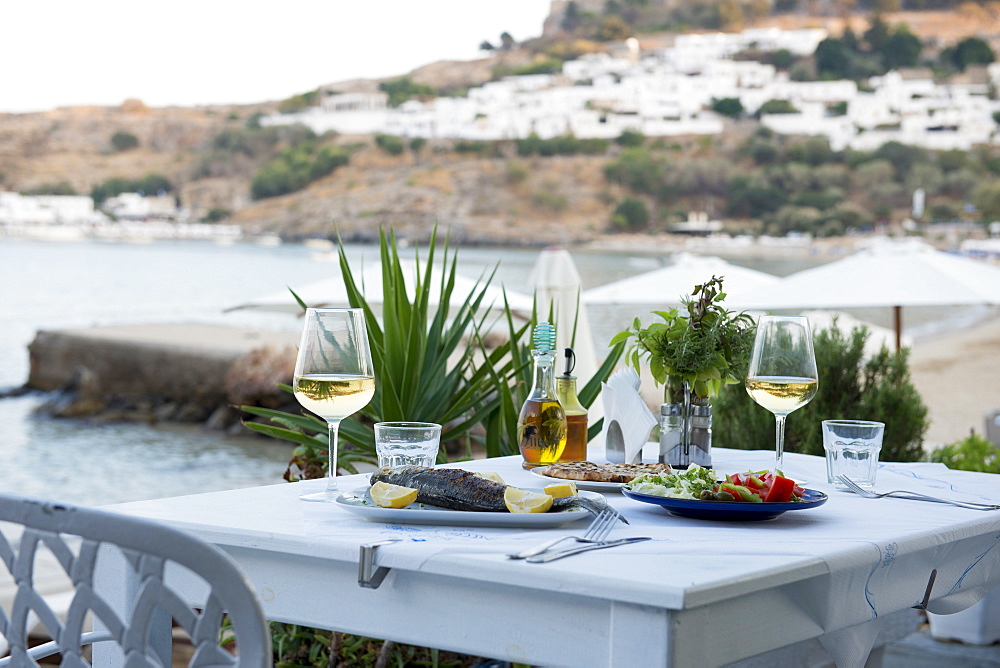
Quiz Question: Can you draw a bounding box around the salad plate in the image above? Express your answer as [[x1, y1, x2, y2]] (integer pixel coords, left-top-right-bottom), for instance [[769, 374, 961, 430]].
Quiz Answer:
[[528, 467, 625, 492], [336, 486, 598, 528], [621, 487, 828, 521]]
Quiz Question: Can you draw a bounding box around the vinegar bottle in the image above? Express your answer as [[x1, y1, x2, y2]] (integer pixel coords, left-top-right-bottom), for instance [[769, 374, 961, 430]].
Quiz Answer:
[[555, 348, 588, 463], [517, 322, 567, 469]]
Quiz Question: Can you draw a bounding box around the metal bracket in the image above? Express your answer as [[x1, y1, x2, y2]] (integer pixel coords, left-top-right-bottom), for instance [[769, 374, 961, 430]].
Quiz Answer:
[[358, 539, 402, 589], [913, 568, 937, 610]]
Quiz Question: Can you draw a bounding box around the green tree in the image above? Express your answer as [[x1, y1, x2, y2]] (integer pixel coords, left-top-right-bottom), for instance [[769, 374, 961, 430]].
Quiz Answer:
[[814, 38, 853, 79], [951, 36, 996, 71], [713, 324, 927, 462], [20, 181, 76, 196], [882, 28, 922, 70], [111, 131, 139, 152], [712, 97, 744, 118], [863, 14, 891, 53], [603, 147, 664, 197], [378, 77, 436, 107], [756, 99, 798, 116], [972, 179, 1000, 221], [615, 129, 646, 147], [374, 134, 405, 156], [873, 141, 929, 180], [594, 15, 631, 41], [561, 1, 582, 32], [611, 196, 650, 230], [278, 90, 319, 114], [727, 172, 786, 217]]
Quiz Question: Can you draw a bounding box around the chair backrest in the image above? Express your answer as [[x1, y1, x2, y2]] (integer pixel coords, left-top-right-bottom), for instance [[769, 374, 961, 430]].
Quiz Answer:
[[0, 493, 271, 666]]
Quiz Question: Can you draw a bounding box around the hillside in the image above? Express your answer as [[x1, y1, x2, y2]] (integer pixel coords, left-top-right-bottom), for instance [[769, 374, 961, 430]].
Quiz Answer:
[[2, 8, 999, 246]]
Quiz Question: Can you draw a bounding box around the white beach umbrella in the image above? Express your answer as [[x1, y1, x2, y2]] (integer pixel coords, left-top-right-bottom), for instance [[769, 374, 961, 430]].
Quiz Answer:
[[800, 310, 911, 356], [528, 247, 599, 385], [731, 239, 1000, 350], [228, 259, 534, 315], [582, 252, 778, 306]]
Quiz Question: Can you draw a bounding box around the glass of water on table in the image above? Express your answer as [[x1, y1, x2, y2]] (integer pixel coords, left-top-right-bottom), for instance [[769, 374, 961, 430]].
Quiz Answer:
[[823, 420, 885, 488], [375, 422, 442, 468]]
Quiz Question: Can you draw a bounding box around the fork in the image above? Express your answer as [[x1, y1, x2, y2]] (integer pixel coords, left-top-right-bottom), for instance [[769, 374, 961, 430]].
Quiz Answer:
[[507, 507, 618, 559], [837, 475, 1000, 511]]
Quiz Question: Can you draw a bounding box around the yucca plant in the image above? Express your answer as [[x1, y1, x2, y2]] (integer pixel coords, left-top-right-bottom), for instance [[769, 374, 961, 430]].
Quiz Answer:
[[241, 226, 533, 475], [241, 227, 623, 478]]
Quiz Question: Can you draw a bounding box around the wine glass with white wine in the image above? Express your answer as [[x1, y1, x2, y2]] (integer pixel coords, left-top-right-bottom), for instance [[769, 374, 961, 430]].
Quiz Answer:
[[745, 315, 818, 474], [294, 308, 375, 502]]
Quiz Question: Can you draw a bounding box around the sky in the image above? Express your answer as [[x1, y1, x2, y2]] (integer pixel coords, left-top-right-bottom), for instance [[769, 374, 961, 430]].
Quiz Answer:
[[1, 0, 552, 113]]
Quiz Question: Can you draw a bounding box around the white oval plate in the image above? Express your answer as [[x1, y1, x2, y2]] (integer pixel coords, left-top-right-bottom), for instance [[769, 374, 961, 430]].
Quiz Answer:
[[529, 467, 625, 492], [335, 486, 599, 527]]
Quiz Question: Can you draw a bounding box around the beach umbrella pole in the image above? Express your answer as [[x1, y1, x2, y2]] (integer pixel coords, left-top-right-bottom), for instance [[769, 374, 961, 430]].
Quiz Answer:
[[894, 305, 902, 352]]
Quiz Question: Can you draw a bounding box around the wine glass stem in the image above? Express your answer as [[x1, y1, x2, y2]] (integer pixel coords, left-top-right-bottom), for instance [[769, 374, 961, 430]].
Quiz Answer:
[[774, 414, 787, 472], [326, 419, 342, 496]]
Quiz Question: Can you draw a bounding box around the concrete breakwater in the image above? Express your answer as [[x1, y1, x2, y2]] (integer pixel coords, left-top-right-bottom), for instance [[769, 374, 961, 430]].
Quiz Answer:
[[26, 323, 299, 431]]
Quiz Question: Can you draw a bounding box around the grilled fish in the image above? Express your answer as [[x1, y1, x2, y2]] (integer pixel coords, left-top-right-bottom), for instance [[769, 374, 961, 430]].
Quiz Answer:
[[370, 465, 626, 522]]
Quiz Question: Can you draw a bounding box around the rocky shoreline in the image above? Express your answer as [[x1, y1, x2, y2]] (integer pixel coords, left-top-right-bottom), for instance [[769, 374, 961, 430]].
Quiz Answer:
[[25, 324, 300, 434]]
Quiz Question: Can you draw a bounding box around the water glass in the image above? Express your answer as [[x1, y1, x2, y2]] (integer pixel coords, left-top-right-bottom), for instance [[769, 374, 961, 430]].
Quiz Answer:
[[823, 420, 885, 488], [375, 422, 442, 468]]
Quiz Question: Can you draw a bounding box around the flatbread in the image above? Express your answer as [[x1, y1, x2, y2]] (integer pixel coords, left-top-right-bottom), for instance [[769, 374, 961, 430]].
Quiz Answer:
[[540, 461, 673, 483]]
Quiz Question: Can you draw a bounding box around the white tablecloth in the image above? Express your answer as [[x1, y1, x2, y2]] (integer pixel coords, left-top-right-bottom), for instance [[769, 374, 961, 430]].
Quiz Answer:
[[297, 449, 1000, 667]]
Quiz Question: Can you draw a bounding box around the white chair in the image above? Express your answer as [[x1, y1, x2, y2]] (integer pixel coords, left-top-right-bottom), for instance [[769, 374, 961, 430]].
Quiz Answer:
[[0, 493, 271, 666]]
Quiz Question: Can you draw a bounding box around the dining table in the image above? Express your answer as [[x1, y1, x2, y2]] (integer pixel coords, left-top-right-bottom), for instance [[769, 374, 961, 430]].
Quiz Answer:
[[104, 447, 1000, 667]]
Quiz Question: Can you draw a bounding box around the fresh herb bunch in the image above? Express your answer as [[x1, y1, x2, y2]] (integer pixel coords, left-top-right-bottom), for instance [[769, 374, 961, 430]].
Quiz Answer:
[[610, 276, 756, 402]]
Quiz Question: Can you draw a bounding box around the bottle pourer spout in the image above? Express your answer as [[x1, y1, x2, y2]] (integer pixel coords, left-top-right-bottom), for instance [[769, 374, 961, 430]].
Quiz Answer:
[[563, 348, 576, 375]]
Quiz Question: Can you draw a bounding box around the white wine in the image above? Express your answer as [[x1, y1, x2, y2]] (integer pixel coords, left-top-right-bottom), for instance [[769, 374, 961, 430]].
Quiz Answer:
[[294, 374, 375, 420], [745, 376, 818, 414]]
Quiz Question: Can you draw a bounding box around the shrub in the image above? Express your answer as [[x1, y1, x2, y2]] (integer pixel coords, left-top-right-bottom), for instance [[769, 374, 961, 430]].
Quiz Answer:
[[713, 324, 928, 462], [931, 432, 1000, 473], [90, 173, 174, 205], [611, 197, 650, 230], [20, 181, 76, 196], [378, 77, 436, 107], [711, 97, 744, 118], [615, 129, 646, 147], [110, 131, 139, 152], [374, 134, 405, 156], [251, 143, 349, 199], [277, 89, 319, 114]]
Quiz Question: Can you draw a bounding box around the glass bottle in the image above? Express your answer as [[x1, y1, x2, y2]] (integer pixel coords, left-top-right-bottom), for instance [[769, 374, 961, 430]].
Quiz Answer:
[[517, 322, 567, 469], [555, 348, 588, 462]]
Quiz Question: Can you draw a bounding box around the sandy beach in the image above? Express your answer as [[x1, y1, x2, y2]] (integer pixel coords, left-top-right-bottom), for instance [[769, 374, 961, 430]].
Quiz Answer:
[[909, 313, 1000, 449]]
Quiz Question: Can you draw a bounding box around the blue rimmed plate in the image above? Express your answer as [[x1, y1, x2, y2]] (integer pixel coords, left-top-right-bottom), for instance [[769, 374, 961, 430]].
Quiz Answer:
[[621, 487, 828, 521]]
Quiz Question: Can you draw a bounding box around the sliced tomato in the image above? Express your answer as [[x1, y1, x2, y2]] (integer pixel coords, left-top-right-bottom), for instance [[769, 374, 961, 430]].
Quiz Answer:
[[763, 475, 796, 503]]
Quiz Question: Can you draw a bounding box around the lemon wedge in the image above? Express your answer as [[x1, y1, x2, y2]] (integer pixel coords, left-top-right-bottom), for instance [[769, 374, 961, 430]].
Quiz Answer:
[[476, 471, 505, 484], [503, 487, 553, 513], [370, 482, 419, 509], [544, 481, 578, 498]]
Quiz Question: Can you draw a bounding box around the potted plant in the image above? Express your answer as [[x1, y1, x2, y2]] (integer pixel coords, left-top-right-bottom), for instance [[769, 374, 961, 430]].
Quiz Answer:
[[611, 276, 756, 468]]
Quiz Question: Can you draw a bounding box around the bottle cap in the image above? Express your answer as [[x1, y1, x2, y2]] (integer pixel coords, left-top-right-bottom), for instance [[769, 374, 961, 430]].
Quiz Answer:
[[532, 322, 556, 352]]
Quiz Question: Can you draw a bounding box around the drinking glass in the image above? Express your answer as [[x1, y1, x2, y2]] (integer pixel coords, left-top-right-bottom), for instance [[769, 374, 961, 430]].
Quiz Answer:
[[745, 315, 819, 473], [293, 308, 375, 502]]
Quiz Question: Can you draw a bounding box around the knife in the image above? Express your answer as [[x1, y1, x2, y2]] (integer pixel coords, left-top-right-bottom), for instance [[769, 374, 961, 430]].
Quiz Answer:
[[524, 536, 651, 563]]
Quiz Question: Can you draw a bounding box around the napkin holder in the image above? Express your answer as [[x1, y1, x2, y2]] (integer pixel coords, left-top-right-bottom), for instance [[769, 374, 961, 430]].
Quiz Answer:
[[602, 368, 656, 464], [605, 419, 636, 464]]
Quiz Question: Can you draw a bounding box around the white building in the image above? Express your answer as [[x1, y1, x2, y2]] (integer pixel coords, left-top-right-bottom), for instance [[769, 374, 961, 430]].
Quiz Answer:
[[0, 192, 104, 225], [260, 26, 1000, 152]]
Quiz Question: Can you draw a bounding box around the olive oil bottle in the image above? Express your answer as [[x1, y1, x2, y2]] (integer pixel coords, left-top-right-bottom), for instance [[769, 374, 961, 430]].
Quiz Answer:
[[517, 322, 567, 469], [555, 348, 588, 463]]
